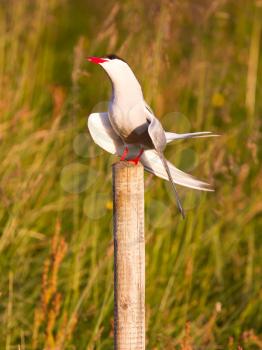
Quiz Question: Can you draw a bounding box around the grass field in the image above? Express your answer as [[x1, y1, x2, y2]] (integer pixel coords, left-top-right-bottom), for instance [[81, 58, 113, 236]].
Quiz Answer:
[[0, 0, 261, 349]]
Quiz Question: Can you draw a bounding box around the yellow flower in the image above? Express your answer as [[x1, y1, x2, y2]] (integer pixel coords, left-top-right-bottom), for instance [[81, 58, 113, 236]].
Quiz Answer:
[[106, 200, 113, 210], [212, 92, 225, 107]]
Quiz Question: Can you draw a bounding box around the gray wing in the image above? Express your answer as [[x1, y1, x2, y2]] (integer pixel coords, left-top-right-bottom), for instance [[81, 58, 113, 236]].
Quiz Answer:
[[145, 104, 185, 218], [144, 105, 166, 152]]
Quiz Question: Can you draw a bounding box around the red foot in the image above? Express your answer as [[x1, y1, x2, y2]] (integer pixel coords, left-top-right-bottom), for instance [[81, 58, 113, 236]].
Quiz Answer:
[[120, 146, 129, 161], [128, 149, 144, 165]]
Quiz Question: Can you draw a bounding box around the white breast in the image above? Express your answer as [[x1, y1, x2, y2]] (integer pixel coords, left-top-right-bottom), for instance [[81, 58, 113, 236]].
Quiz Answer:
[[109, 99, 148, 140]]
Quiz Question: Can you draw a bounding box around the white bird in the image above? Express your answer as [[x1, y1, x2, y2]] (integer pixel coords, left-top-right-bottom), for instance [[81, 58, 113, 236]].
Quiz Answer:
[[87, 54, 217, 218]]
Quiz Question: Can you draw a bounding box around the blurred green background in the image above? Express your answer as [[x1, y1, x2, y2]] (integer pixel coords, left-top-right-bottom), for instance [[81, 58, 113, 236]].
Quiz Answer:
[[0, 0, 261, 349]]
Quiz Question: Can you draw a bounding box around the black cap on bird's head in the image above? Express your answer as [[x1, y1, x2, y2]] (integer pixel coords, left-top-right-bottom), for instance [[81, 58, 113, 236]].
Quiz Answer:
[[105, 54, 126, 62], [87, 54, 126, 64]]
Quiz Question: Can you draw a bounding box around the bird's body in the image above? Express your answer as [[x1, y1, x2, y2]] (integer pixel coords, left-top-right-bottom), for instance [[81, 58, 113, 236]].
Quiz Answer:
[[88, 54, 217, 217], [109, 101, 152, 147], [104, 58, 156, 150]]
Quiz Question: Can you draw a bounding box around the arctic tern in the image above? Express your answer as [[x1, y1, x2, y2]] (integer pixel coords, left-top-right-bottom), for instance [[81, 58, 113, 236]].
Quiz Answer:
[[87, 54, 217, 218]]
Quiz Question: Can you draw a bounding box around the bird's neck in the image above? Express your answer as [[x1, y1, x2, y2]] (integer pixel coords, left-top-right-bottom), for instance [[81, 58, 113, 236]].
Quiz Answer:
[[107, 66, 144, 105]]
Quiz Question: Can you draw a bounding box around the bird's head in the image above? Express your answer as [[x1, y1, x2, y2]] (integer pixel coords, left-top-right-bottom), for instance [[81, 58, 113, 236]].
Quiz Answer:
[[87, 54, 142, 96], [87, 54, 126, 64], [87, 54, 127, 73], [87, 54, 134, 82]]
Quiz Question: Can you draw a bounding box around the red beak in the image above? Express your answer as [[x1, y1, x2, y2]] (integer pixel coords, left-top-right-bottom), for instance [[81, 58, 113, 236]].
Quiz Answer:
[[87, 56, 107, 64]]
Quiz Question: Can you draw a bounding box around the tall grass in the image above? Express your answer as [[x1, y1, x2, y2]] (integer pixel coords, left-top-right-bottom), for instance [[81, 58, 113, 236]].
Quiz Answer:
[[0, 0, 261, 349]]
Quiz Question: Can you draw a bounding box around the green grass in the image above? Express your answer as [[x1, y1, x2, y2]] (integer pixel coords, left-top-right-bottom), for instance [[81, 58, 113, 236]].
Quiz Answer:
[[0, 0, 261, 349]]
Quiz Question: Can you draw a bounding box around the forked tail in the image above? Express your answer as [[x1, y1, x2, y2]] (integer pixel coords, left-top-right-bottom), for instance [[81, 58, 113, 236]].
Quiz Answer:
[[158, 151, 185, 219]]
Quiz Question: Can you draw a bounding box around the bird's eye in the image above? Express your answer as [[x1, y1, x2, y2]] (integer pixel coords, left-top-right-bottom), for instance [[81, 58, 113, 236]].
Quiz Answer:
[[106, 54, 118, 60]]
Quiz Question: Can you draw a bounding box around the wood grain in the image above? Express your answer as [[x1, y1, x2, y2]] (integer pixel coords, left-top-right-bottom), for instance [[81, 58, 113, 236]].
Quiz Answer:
[[112, 161, 145, 350]]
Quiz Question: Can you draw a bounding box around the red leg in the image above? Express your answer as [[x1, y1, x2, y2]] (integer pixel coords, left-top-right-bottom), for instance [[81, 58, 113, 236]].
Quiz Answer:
[[120, 146, 129, 161], [128, 148, 144, 165]]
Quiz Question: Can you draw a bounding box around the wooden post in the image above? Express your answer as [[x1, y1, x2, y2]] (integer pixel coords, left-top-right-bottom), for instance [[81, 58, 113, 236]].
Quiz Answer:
[[112, 161, 145, 350]]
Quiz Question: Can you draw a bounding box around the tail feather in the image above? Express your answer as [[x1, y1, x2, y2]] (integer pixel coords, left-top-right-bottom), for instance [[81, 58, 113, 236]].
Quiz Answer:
[[158, 151, 185, 219], [141, 150, 213, 191], [166, 131, 219, 143]]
